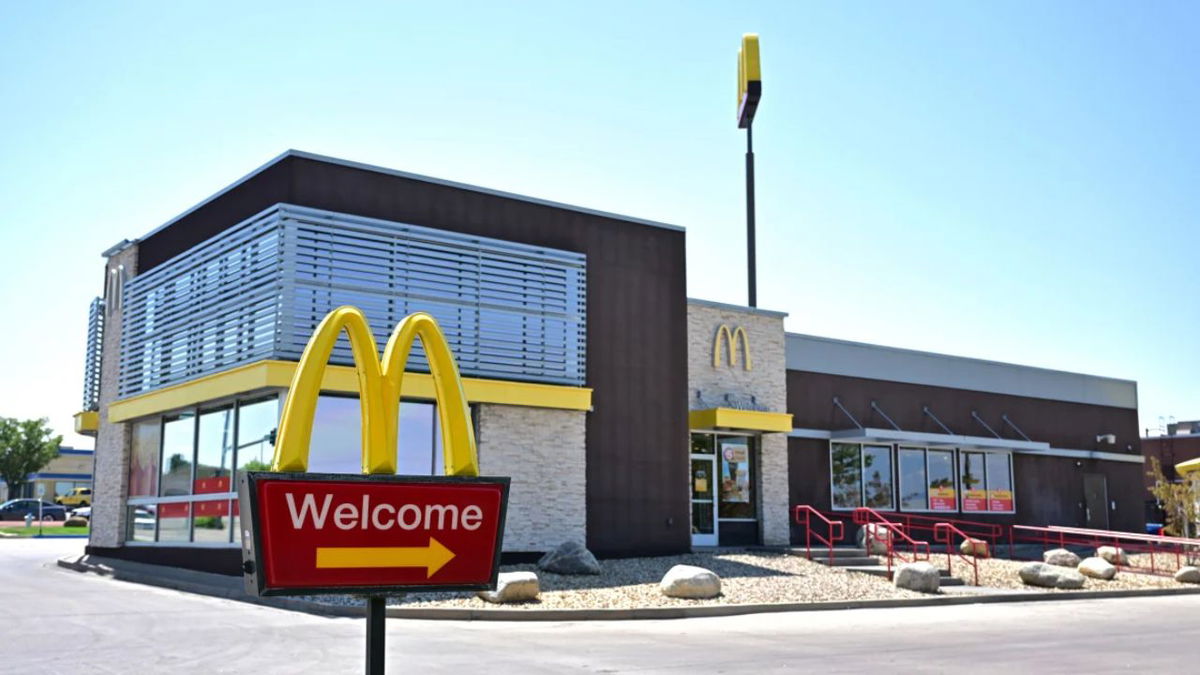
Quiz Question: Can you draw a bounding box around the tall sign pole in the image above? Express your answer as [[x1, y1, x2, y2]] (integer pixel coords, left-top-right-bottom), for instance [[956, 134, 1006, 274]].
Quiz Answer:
[[737, 34, 762, 307]]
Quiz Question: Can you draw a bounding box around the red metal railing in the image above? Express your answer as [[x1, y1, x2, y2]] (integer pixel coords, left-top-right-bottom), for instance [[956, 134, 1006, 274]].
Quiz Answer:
[[852, 507, 931, 577], [791, 505, 846, 565], [1010, 524, 1200, 577], [934, 522, 980, 586]]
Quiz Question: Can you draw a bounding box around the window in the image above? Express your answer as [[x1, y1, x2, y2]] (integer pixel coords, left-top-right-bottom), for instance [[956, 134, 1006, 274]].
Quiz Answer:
[[862, 445, 894, 509], [160, 413, 195, 498], [128, 420, 161, 497], [830, 443, 896, 510], [897, 448, 927, 511], [927, 450, 956, 511], [717, 436, 755, 519], [958, 451, 1014, 513], [831, 443, 863, 509]]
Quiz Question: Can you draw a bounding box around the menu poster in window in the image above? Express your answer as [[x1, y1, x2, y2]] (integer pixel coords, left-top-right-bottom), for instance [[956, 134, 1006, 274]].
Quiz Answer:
[[988, 490, 1013, 512], [721, 442, 750, 503], [930, 486, 956, 511], [962, 490, 987, 512]]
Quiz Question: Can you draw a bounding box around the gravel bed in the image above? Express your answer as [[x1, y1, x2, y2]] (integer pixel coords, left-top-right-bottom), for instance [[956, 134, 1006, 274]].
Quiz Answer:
[[947, 557, 1188, 591], [306, 552, 927, 610]]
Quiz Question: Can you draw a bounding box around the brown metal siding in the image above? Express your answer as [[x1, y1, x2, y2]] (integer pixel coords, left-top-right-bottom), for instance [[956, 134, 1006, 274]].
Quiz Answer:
[[137, 155, 690, 557], [787, 370, 1141, 456]]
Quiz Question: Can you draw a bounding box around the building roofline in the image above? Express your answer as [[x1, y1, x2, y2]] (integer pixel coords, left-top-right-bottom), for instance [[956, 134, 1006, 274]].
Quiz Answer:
[[688, 297, 788, 318], [785, 331, 1137, 386], [134, 150, 685, 245]]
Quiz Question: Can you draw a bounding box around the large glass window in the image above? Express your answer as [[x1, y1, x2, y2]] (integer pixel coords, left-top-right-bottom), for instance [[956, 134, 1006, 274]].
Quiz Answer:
[[960, 452, 987, 512], [831, 443, 863, 510], [196, 407, 234, 494], [160, 413, 195, 498], [897, 448, 927, 511], [128, 420, 161, 497], [986, 453, 1014, 512], [235, 397, 278, 475], [862, 445, 894, 509], [928, 450, 957, 511], [717, 436, 755, 519]]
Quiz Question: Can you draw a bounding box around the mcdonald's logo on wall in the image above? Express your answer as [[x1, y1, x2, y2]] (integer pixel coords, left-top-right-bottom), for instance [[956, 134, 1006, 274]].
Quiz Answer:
[[239, 306, 509, 597], [713, 324, 752, 371]]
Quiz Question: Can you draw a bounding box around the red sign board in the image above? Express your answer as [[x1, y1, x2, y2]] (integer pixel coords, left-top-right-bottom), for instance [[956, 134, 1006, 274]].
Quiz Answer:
[[239, 472, 509, 596]]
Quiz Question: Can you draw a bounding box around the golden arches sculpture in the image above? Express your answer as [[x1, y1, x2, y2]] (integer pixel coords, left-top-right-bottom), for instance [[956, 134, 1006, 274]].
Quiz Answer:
[[271, 306, 479, 477]]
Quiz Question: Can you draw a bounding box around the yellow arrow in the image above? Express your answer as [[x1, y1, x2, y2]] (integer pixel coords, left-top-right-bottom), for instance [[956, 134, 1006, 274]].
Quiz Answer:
[[314, 537, 456, 578]]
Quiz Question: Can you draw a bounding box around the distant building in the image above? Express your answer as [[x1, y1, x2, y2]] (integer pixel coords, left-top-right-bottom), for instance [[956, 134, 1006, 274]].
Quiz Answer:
[[0, 447, 93, 503], [1142, 421, 1200, 524]]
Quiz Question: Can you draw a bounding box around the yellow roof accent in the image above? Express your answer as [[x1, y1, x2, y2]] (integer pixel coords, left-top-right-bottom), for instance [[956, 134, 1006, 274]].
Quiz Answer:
[[1177, 457, 1200, 475], [689, 407, 792, 434], [73, 410, 99, 435], [107, 359, 592, 423]]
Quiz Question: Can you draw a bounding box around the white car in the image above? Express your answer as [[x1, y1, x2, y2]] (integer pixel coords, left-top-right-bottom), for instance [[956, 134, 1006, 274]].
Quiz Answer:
[[70, 506, 92, 519]]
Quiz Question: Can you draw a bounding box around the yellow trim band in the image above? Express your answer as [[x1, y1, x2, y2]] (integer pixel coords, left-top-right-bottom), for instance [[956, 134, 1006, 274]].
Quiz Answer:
[[689, 407, 792, 434], [107, 359, 592, 423], [1177, 457, 1200, 476]]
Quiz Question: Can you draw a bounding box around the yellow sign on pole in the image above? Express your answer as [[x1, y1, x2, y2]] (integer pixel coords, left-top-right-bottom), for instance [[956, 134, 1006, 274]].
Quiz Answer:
[[737, 33, 762, 128]]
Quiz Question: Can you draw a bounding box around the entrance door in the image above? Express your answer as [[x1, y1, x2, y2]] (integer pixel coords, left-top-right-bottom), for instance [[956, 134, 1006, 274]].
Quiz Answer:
[[1083, 473, 1109, 529], [690, 451, 718, 547]]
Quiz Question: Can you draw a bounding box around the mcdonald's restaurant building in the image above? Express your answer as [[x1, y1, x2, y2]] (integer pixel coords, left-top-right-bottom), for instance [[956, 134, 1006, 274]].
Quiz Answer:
[[77, 151, 1147, 574]]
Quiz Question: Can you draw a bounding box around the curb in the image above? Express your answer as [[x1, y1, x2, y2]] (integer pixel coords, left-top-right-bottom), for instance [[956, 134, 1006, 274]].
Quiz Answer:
[[57, 554, 1200, 622]]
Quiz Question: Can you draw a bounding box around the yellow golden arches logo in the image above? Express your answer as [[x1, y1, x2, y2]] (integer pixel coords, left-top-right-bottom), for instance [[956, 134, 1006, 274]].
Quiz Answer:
[[712, 324, 752, 371], [270, 306, 479, 478]]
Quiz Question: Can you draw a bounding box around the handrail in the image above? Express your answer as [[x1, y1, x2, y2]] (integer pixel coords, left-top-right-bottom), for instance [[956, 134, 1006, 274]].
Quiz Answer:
[[792, 505, 845, 565], [934, 522, 980, 586], [1011, 524, 1200, 577], [852, 507, 931, 577]]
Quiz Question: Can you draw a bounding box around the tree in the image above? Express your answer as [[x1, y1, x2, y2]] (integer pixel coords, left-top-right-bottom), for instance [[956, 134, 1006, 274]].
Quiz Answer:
[[0, 418, 62, 499], [1146, 456, 1200, 545]]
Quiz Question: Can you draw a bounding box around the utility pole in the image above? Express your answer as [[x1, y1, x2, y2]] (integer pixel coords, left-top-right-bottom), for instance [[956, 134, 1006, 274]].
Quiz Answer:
[[737, 34, 762, 307]]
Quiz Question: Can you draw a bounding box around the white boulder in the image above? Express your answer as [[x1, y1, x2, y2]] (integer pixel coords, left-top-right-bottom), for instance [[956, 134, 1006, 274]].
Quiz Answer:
[[538, 541, 602, 575], [1043, 548, 1081, 567], [476, 571, 540, 604], [1019, 562, 1086, 589], [660, 564, 721, 599], [863, 523, 894, 555], [1077, 557, 1117, 581], [960, 538, 990, 558], [1096, 546, 1128, 566], [893, 561, 940, 594], [1175, 566, 1200, 584]]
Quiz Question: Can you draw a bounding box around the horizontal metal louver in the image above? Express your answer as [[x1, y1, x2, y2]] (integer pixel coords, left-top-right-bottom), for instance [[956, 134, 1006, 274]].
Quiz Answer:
[[119, 204, 586, 398], [82, 297, 104, 410]]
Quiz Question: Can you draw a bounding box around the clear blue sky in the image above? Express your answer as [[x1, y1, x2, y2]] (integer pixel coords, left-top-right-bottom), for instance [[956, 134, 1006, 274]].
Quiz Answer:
[[1, 2, 1197, 447]]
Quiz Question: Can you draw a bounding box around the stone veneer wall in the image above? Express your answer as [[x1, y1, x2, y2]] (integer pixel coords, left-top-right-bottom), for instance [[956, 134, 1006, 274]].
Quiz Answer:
[[476, 404, 587, 552], [687, 300, 790, 546], [90, 245, 138, 548]]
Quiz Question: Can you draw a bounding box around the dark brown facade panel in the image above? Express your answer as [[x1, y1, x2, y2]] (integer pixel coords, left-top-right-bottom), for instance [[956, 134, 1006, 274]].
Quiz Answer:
[[1142, 436, 1200, 490], [786, 370, 1140, 454], [136, 154, 691, 558], [87, 544, 242, 576]]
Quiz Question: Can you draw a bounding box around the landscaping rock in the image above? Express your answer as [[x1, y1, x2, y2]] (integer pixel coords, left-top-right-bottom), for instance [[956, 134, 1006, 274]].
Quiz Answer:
[[1019, 562, 1085, 589], [660, 564, 721, 599], [64, 516, 89, 528], [1096, 546, 1128, 566], [476, 571, 540, 604], [538, 541, 601, 575], [893, 561, 940, 594], [863, 523, 894, 555], [1078, 557, 1117, 580], [1174, 566, 1200, 584], [960, 538, 990, 558], [1043, 548, 1081, 567]]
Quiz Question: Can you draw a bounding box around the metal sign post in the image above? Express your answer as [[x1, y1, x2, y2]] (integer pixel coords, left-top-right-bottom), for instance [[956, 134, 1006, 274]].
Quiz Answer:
[[36, 483, 45, 536], [238, 307, 509, 674], [736, 34, 763, 307]]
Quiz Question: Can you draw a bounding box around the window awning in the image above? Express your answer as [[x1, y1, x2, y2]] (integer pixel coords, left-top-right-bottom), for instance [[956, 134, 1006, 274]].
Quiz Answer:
[[689, 408, 793, 433], [829, 427, 1050, 453]]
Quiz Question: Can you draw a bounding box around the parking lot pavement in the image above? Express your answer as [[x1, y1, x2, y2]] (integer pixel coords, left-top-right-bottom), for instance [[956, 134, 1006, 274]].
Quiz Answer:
[[4, 538, 1198, 673]]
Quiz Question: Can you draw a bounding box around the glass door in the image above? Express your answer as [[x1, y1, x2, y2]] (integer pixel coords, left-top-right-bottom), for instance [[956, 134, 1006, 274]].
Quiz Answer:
[[690, 433, 718, 547]]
